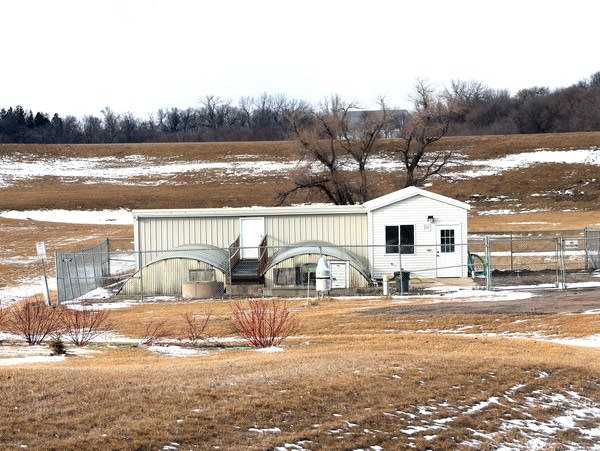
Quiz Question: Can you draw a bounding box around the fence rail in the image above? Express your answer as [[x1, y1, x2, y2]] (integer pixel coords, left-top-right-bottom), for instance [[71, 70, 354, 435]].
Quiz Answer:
[[55, 230, 600, 302]]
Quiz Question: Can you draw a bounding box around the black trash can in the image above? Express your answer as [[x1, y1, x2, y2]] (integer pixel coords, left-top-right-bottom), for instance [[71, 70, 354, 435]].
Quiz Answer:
[[393, 271, 410, 294]]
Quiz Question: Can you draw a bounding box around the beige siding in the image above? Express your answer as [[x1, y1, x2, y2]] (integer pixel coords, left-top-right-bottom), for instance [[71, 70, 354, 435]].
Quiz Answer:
[[136, 212, 368, 266], [265, 213, 367, 259], [121, 258, 226, 296], [137, 216, 239, 266]]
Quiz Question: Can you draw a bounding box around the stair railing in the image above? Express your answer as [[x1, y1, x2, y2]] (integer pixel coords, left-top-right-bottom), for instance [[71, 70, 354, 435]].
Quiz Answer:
[[258, 235, 268, 275], [229, 236, 240, 271]]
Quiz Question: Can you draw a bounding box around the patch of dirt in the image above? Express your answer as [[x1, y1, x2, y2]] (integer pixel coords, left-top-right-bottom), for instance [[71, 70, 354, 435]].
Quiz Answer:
[[370, 288, 600, 315]]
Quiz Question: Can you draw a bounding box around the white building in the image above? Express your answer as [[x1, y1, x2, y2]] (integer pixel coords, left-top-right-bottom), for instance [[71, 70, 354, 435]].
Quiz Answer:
[[121, 187, 470, 296]]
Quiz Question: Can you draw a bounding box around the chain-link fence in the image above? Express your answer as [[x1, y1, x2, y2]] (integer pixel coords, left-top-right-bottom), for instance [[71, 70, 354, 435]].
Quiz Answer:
[[56, 238, 135, 303], [56, 230, 600, 302], [584, 227, 600, 270], [468, 229, 600, 289]]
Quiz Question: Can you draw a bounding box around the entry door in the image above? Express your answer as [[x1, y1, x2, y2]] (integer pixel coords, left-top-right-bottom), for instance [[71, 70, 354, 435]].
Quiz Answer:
[[330, 261, 349, 289], [240, 217, 264, 259], [436, 225, 461, 277]]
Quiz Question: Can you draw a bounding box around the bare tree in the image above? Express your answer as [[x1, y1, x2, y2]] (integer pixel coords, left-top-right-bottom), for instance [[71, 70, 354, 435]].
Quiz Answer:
[[387, 80, 454, 187], [278, 95, 387, 205], [101, 107, 120, 142], [343, 99, 388, 202], [82, 115, 103, 143]]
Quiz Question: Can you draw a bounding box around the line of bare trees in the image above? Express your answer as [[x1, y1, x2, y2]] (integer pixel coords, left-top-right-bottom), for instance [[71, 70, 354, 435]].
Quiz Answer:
[[0, 94, 311, 144], [445, 71, 600, 134], [1, 72, 599, 144]]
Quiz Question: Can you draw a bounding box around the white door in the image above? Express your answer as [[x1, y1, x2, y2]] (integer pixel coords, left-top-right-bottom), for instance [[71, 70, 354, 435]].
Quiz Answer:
[[330, 261, 349, 289], [240, 217, 264, 259], [436, 225, 461, 277]]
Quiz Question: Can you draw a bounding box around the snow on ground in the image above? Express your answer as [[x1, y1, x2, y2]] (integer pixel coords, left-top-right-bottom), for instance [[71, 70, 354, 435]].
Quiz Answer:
[[281, 380, 600, 450], [0, 153, 300, 188], [549, 335, 600, 348], [146, 345, 209, 357], [0, 275, 56, 306], [0, 147, 598, 189], [256, 346, 284, 353], [424, 287, 535, 301], [0, 342, 99, 366], [453, 147, 600, 179], [0, 354, 66, 366], [0, 208, 132, 224]]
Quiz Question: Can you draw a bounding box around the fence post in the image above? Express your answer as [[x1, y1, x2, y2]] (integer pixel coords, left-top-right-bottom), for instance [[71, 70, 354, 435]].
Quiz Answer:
[[139, 250, 144, 303], [484, 235, 492, 291], [228, 246, 232, 299], [558, 237, 566, 289], [105, 238, 111, 278], [510, 231, 513, 272], [584, 227, 589, 271], [397, 244, 403, 295]]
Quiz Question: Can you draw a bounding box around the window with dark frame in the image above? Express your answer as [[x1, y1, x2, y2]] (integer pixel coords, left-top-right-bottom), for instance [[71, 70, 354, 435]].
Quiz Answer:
[[385, 225, 399, 253], [385, 225, 415, 254]]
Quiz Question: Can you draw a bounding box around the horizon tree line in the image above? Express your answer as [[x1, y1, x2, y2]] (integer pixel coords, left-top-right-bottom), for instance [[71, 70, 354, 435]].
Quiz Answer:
[[1, 71, 599, 144]]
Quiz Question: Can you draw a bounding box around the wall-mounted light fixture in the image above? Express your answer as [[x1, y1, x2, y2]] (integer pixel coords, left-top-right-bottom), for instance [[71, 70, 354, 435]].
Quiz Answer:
[[427, 215, 434, 223]]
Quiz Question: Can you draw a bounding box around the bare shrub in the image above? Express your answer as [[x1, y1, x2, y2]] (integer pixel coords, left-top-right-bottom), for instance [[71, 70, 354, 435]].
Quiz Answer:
[[4, 299, 63, 345], [180, 311, 211, 345], [61, 308, 115, 346], [141, 319, 173, 346], [231, 299, 298, 348]]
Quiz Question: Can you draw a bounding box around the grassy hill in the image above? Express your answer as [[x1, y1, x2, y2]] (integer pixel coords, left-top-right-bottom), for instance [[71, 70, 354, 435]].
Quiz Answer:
[[1, 132, 599, 230]]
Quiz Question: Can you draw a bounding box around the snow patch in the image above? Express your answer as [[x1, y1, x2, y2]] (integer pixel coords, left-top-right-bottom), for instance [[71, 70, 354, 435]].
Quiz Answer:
[[0, 209, 132, 225]]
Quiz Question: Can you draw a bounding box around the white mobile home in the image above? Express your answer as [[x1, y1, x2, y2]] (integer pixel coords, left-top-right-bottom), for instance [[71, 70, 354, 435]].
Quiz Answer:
[[121, 187, 469, 296]]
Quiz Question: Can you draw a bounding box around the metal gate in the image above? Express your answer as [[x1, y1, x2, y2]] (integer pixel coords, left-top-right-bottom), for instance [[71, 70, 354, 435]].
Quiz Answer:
[[56, 239, 110, 303]]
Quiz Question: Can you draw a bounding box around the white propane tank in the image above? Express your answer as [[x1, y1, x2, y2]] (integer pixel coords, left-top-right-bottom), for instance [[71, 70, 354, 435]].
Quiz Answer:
[[315, 256, 332, 294]]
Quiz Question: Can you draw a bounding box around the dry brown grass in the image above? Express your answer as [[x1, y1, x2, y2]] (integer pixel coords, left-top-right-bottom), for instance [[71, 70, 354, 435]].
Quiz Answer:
[[0, 216, 131, 290], [2, 297, 600, 449], [2, 134, 600, 448], [2, 131, 600, 212]]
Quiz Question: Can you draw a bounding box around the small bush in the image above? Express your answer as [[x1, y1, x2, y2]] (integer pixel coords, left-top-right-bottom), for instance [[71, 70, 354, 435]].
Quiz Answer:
[[231, 299, 298, 348], [48, 337, 67, 355], [141, 319, 173, 346], [4, 299, 63, 345], [180, 311, 211, 345], [61, 307, 115, 346]]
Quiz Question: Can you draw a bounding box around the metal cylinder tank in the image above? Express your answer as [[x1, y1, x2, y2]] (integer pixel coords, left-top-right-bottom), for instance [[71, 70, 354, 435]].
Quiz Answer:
[[315, 256, 332, 294]]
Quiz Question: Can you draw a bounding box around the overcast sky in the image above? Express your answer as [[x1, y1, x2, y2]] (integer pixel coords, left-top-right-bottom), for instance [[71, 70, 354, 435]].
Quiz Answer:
[[2, 0, 598, 118]]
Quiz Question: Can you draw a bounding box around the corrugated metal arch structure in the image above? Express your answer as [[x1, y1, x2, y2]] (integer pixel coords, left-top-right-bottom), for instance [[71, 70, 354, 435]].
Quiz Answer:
[[118, 244, 230, 296], [147, 244, 231, 275], [263, 240, 371, 282]]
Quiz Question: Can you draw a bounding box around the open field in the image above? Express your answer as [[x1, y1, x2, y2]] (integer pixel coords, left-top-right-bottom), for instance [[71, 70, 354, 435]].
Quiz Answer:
[[3, 296, 600, 449], [1, 132, 600, 212], [2, 133, 600, 449]]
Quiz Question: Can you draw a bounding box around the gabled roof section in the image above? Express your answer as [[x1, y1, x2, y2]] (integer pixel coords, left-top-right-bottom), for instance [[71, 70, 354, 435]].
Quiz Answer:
[[363, 186, 470, 212]]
